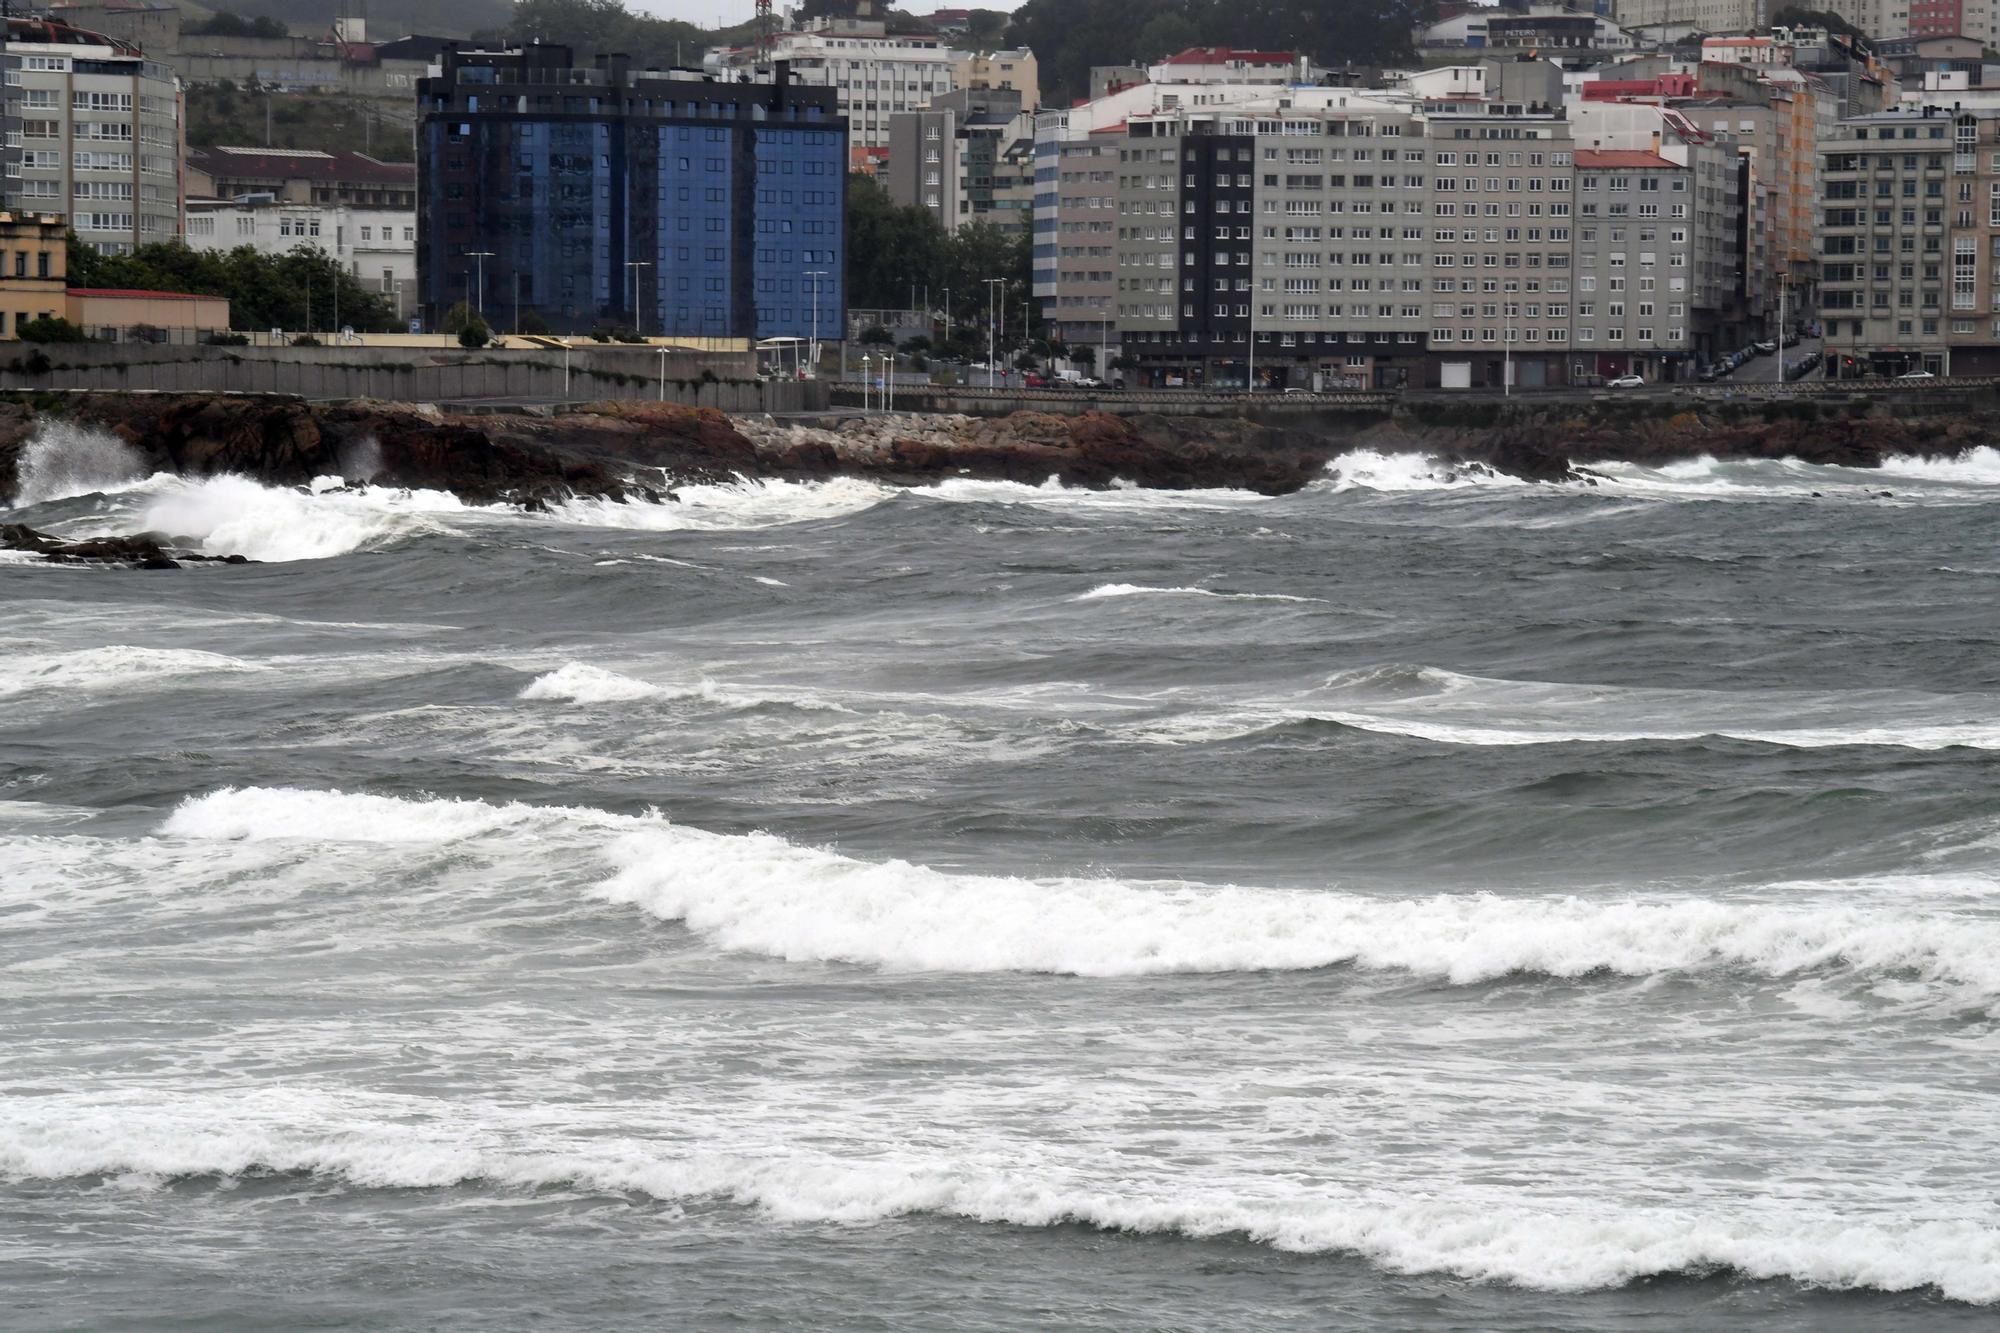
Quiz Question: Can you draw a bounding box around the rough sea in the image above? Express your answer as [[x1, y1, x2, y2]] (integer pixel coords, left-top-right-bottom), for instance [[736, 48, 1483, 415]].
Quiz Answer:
[[5, 422, 2000, 1330]]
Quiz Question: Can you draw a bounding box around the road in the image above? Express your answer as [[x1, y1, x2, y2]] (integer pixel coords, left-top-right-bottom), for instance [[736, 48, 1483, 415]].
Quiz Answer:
[[1714, 338, 1822, 385]]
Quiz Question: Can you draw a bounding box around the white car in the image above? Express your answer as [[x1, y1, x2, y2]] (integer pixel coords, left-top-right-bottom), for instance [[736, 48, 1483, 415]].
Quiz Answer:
[[1897, 369, 1936, 380], [1608, 374, 1645, 388]]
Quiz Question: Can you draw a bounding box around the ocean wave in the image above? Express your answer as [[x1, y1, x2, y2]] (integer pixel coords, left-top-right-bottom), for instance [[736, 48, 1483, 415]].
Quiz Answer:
[[918, 477, 1271, 511], [549, 477, 893, 532], [1321, 450, 1528, 493], [1161, 665, 2000, 752], [4, 422, 149, 507], [153, 787, 2000, 990], [3, 1107, 1994, 1302], [0, 645, 267, 700], [597, 827, 2000, 987], [516, 661, 850, 712], [137, 475, 469, 562], [1074, 583, 1319, 603], [1874, 446, 2000, 484]]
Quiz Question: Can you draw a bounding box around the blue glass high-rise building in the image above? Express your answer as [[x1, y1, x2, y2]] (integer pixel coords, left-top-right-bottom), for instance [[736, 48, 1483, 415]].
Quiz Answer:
[[417, 45, 846, 342]]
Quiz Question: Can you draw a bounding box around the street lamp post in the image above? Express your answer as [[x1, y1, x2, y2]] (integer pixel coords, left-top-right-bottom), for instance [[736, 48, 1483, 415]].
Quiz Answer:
[[467, 250, 495, 321], [625, 261, 652, 337], [805, 269, 827, 376], [658, 346, 669, 402], [983, 278, 1003, 388]]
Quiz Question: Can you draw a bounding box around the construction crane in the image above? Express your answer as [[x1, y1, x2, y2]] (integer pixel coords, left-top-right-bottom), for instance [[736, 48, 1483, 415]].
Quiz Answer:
[[756, 0, 774, 53]]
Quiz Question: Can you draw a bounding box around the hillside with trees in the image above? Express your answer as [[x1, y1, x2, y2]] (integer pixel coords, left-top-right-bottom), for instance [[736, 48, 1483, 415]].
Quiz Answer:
[[1005, 0, 1423, 103]]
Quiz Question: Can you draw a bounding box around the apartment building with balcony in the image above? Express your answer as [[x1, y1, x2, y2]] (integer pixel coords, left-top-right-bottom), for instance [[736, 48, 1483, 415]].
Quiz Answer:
[[0, 15, 182, 255], [705, 19, 966, 155], [1820, 104, 2000, 375]]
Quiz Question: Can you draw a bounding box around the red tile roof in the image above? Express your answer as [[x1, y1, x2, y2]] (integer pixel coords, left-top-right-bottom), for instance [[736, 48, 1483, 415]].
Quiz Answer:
[[1159, 46, 1297, 65], [68, 288, 229, 301], [186, 146, 415, 186], [1574, 149, 1679, 168]]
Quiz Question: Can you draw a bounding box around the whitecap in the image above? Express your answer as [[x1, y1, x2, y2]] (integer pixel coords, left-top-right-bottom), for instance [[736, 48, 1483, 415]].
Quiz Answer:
[[0, 645, 266, 700], [1074, 583, 1318, 603], [549, 477, 892, 532], [137, 475, 468, 562], [1321, 450, 1528, 493], [5, 422, 148, 507]]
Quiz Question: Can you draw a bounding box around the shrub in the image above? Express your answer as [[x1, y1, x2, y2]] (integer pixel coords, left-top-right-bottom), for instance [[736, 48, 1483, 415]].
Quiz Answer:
[[292, 333, 322, 346], [206, 330, 250, 346], [457, 318, 490, 349], [18, 316, 85, 344]]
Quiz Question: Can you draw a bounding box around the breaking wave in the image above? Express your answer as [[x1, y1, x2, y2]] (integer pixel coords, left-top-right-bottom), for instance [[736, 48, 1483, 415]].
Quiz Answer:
[[2, 1100, 1995, 1303], [155, 788, 2000, 992], [549, 477, 893, 532], [515, 661, 850, 712], [1321, 450, 1528, 493], [1074, 583, 1318, 603], [0, 645, 266, 700], [134, 475, 469, 562], [5, 422, 148, 507]]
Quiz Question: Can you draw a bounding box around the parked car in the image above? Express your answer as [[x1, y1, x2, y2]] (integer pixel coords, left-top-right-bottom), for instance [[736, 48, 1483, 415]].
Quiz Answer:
[[1696, 365, 1718, 383], [1754, 339, 1777, 355], [1023, 372, 1047, 387], [1609, 373, 1645, 388], [1898, 369, 1937, 380]]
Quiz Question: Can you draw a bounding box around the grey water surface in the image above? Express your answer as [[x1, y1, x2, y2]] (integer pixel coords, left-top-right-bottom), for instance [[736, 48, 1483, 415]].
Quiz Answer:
[[4, 434, 1999, 1330]]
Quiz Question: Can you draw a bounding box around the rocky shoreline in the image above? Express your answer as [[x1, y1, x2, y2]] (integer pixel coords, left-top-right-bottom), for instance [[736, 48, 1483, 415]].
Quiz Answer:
[[0, 392, 1994, 566]]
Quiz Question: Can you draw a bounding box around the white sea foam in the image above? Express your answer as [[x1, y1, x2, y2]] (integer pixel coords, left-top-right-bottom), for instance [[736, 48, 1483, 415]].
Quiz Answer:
[[1321, 450, 1528, 493], [920, 477, 1268, 511], [150, 787, 2000, 992], [597, 826, 2000, 988], [5, 422, 148, 507], [0, 645, 266, 700], [516, 661, 849, 711], [3, 1102, 1995, 1303], [550, 477, 892, 532], [1874, 446, 2000, 484], [1074, 583, 1318, 603], [160, 785, 552, 844], [1158, 665, 2000, 752], [137, 475, 468, 562]]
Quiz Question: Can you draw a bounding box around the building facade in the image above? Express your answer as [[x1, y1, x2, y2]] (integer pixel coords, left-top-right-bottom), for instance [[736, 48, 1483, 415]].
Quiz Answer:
[[705, 20, 966, 152], [185, 198, 418, 319], [0, 16, 182, 255], [417, 46, 846, 342], [0, 211, 68, 336], [1820, 104, 2000, 375]]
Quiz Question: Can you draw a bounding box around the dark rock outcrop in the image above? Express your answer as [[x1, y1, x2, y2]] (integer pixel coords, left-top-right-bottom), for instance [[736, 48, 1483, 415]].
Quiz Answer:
[[1, 522, 249, 569], [3, 391, 1998, 519]]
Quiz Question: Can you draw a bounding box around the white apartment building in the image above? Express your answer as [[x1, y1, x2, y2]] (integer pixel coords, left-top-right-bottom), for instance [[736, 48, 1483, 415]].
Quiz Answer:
[[706, 22, 967, 151], [184, 198, 417, 318], [1, 15, 182, 254]]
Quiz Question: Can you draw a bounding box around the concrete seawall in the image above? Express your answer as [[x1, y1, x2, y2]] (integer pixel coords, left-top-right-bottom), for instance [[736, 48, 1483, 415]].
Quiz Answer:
[[0, 345, 828, 414]]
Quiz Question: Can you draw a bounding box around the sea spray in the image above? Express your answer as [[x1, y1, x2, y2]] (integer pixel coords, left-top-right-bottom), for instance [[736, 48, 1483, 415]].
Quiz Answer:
[[7, 422, 147, 507]]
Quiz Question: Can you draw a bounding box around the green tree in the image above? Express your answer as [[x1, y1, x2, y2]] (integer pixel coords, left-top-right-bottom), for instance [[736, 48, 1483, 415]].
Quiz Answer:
[[844, 173, 947, 310], [65, 233, 398, 333], [1134, 11, 1201, 62], [510, 0, 711, 68]]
